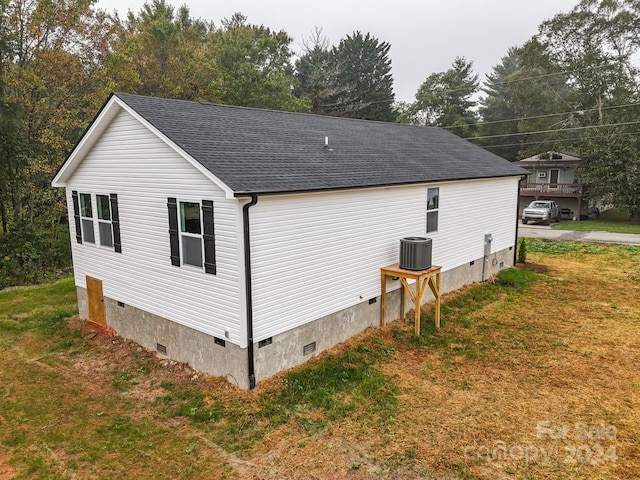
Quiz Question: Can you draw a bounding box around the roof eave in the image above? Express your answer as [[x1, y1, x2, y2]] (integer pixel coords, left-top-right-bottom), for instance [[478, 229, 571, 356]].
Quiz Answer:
[[112, 94, 236, 199], [233, 172, 527, 198], [515, 161, 579, 169], [52, 94, 237, 199], [52, 94, 121, 187]]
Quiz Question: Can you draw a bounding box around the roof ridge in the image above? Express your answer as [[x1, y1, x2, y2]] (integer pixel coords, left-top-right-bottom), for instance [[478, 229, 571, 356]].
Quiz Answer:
[[114, 91, 439, 131]]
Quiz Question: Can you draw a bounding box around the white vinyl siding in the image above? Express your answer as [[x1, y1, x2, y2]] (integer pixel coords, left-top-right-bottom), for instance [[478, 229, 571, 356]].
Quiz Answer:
[[432, 177, 517, 269], [65, 109, 244, 345], [250, 177, 518, 341]]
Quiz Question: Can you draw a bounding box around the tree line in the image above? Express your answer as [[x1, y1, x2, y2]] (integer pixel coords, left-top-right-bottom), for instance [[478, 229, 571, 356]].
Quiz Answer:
[[403, 0, 640, 223], [0, 0, 400, 286], [0, 0, 397, 238], [1, 0, 639, 287]]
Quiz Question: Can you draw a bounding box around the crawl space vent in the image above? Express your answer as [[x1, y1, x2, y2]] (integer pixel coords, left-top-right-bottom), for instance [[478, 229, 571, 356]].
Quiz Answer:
[[156, 343, 167, 355], [303, 342, 317, 356]]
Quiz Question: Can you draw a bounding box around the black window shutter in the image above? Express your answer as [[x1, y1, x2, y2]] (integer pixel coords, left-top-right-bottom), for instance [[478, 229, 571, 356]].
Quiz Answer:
[[71, 191, 82, 244], [167, 198, 180, 266], [202, 200, 216, 275], [110, 193, 122, 253]]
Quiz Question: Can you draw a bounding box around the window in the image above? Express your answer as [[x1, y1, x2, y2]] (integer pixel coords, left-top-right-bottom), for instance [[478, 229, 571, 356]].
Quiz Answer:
[[97, 195, 113, 247], [180, 201, 203, 267], [71, 191, 121, 252], [79, 193, 95, 244], [167, 198, 216, 274], [426, 187, 439, 233]]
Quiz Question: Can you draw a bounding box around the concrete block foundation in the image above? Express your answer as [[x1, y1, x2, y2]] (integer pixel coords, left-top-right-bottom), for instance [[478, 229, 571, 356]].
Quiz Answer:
[[76, 247, 514, 389]]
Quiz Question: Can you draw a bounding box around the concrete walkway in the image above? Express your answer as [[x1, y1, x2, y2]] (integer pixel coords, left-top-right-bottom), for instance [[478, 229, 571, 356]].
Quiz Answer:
[[519, 223, 640, 246]]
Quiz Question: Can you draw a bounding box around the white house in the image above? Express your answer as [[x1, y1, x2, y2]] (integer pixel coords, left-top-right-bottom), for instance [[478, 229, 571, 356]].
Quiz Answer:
[[52, 93, 527, 389]]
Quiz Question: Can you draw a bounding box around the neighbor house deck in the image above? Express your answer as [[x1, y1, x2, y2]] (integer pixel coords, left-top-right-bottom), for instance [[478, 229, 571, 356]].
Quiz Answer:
[[520, 182, 586, 198]]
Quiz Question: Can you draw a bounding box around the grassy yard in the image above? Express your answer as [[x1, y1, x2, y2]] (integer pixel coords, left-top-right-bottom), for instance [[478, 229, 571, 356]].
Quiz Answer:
[[552, 208, 640, 234], [1, 242, 640, 479]]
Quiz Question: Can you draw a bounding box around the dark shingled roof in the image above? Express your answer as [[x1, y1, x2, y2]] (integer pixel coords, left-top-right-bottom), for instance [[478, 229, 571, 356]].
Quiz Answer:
[[115, 93, 527, 196]]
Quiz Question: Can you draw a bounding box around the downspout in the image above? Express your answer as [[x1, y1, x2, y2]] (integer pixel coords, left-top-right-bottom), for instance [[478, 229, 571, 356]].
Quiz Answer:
[[514, 175, 526, 265], [243, 194, 258, 390]]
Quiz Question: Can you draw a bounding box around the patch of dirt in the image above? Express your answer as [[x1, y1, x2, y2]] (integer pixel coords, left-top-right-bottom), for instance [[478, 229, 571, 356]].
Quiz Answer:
[[0, 453, 17, 480], [70, 318, 117, 337], [69, 318, 245, 407], [516, 261, 548, 273]]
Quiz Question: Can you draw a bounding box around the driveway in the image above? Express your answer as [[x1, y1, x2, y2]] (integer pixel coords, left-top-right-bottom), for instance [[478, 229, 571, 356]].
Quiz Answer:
[[518, 221, 640, 246]]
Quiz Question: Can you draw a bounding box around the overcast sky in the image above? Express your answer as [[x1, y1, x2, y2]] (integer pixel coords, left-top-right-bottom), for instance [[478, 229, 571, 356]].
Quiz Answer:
[[97, 0, 579, 102]]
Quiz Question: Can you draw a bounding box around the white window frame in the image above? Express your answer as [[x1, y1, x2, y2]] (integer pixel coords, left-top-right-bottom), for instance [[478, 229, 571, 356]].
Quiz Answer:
[[426, 187, 439, 233], [178, 200, 205, 270]]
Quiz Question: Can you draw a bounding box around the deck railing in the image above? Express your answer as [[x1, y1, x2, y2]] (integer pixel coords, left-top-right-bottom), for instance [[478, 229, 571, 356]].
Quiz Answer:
[[520, 183, 585, 197]]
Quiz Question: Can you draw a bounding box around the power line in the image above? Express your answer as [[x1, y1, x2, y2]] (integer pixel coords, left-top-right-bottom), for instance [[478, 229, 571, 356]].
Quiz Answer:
[[395, 61, 621, 101], [475, 129, 640, 150], [481, 62, 616, 90], [441, 101, 640, 130], [465, 120, 640, 141]]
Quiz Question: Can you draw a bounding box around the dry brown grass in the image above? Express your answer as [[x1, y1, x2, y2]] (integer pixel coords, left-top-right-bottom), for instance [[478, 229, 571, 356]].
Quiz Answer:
[[237, 246, 640, 479], [2, 244, 640, 479]]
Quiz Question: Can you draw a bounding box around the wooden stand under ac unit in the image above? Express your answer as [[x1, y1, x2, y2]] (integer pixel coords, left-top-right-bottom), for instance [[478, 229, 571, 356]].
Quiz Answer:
[[380, 263, 442, 335]]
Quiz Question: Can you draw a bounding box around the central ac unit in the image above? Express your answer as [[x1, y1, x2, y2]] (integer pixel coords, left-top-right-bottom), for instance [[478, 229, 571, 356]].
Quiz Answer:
[[399, 237, 432, 271], [538, 171, 547, 178]]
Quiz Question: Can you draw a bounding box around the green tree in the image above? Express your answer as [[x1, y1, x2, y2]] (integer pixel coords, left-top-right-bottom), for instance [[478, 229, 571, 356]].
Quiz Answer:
[[535, 0, 640, 221], [477, 47, 526, 160], [405, 57, 478, 137], [0, 0, 117, 233], [580, 128, 640, 223], [1, 0, 14, 232], [294, 28, 345, 114], [324, 31, 396, 121], [475, 37, 582, 160], [0, 92, 22, 234], [505, 39, 573, 158], [517, 237, 527, 264], [537, 0, 640, 119], [111, 7, 309, 111], [0, 0, 117, 284], [213, 13, 308, 111], [112, 0, 217, 100]]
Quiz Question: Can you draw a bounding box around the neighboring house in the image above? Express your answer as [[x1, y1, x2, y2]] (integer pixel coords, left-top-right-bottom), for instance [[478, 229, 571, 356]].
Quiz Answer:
[[515, 151, 589, 220], [52, 93, 527, 389]]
